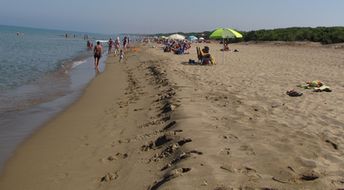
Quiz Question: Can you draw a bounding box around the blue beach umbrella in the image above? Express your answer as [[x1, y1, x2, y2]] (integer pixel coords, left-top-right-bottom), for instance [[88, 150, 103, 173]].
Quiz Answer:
[[187, 35, 198, 41]]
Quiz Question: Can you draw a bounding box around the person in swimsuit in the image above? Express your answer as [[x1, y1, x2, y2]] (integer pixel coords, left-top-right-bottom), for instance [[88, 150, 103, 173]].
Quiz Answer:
[[87, 40, 92, 49], [93, 41, 102, 70], [108, 38, 113, 54], [114, 37, 120, 56], [123, 36, 128, 51]]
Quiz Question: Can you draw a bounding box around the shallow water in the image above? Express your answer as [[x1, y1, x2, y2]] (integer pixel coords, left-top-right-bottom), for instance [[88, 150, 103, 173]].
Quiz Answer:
[[0, 25, 112, 171]]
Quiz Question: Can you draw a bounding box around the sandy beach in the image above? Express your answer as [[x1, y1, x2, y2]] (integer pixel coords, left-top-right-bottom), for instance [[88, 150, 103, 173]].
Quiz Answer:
[[0, 42, 343, 190]]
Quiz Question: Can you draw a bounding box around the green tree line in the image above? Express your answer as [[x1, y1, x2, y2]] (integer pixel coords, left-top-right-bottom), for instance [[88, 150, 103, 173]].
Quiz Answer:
[[153, 27, 344, 44], [241, 27, 344, 44]]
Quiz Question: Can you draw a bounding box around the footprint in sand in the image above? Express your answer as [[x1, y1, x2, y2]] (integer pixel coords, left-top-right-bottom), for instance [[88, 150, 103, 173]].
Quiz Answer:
[[115, 152, 128, 159], [219, 147, 231, 156], [239, 144, 256, 156], [148, 168, 191, 190], [222, 134, 239, 143], [149, 138, 192, 162], [100, 172, 118, 182]]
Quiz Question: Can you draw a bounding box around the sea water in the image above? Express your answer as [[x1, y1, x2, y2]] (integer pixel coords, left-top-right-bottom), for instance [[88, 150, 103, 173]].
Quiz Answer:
[[0, 25, 112, 171]]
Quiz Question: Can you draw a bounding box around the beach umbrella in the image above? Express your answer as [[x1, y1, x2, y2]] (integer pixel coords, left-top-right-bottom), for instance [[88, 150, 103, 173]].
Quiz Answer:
[[209, 28, 243, 63], [209, 28, 243, 39], [160, 36, 167, 39], [187, 35, 198, 41], [168, 34, 185, 40]]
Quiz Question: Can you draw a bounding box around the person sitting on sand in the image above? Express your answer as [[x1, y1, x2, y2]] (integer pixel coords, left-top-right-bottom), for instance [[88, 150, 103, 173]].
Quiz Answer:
[[164, 45, 171, 52], [171, 43, 181, 53], [199, 46, 215, 65], [202, 46, 209, 54], [93, 41, 102, 70], [222, 40, 229, 51], [174, 42, 190, 55], [183, 41, 191, 53]]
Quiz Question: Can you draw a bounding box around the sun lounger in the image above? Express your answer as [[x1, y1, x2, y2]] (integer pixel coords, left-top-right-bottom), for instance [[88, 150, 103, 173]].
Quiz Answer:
[[196, 47, 202, 62]]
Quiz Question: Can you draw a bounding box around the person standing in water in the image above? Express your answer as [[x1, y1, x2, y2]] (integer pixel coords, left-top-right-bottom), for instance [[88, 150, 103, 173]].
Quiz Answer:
[[87, 40, 93, 49], [93, 41, 102, 70]]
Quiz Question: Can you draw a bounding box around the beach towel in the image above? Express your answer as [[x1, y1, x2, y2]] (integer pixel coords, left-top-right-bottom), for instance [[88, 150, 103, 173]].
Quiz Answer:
[[314, 85, 332, 92], [297, 80, 331, 92], [297, 80, 322, 88]]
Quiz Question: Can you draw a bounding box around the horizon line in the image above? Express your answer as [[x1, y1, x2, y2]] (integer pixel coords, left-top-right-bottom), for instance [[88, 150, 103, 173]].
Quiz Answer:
[[1, 23, 344, 36]]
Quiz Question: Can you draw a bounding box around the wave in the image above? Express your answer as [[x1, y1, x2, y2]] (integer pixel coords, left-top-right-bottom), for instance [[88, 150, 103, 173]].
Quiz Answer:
[[71, 60, 87, 69]]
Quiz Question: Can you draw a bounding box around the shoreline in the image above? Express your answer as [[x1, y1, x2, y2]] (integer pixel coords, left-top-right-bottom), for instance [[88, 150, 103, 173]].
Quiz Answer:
[[0, 43, 343, 189], [0, 53, 107, 172], [0, 47, 168, 189]]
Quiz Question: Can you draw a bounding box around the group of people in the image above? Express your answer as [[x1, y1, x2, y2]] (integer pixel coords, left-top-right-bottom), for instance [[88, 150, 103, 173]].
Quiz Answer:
[[65, 33, 77, 38], [157, 38, 216, 64], [163, 39, 191, 55], [90, 36, 130, 71], [159, 38, 215, 65], [107, 36, 129, 55]]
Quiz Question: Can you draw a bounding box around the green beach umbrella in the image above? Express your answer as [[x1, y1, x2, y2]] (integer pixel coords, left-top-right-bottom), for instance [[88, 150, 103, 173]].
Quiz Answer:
[[209, 28, 243, 64], [209, 28, 243, 39]]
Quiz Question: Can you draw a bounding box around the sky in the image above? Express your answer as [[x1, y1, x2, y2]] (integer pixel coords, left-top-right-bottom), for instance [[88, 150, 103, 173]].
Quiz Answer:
[[0, 0, 344, 34]]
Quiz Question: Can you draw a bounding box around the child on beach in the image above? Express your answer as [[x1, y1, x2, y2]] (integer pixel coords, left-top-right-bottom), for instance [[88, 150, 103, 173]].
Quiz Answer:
[[119, 49, 124, 62]]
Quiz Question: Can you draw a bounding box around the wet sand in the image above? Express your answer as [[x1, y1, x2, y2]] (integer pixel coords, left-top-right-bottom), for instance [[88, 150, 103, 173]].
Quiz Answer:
[[0, 43, 343, 190], [0, 56, 105, 171]]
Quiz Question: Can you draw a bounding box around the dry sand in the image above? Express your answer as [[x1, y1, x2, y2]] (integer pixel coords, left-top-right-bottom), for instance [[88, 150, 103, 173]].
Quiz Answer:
[[0, 42, 343, 190]]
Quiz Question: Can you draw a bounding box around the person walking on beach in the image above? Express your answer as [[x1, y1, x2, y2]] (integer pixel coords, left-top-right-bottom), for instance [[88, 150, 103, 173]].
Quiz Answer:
[[123, 36, 128, 51], [114, 37, 120, 56], [93, 41, 102, 70], [108, 38, 114, 54]]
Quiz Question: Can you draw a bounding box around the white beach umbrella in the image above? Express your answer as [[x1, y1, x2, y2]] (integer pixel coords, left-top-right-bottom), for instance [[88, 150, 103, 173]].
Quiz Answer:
[[168, 34, 185, 40]]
